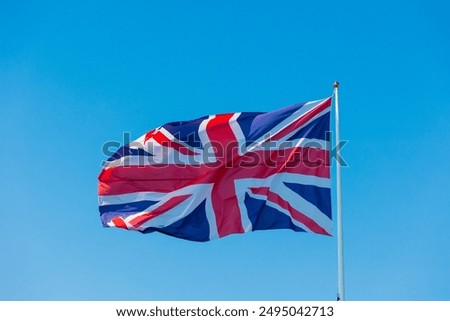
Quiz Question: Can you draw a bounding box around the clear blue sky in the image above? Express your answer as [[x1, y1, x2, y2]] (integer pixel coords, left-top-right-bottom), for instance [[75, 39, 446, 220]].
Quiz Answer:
[[1, 0, 450, 300]]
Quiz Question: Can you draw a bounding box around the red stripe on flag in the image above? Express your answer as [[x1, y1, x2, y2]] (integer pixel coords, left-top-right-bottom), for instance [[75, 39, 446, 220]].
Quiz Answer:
[[152, 131, 199, 156], [206, 114, 236, 144], [210, 169, 245, 237], [129, 194, 191, 228], [206, 114, 240, 161], [112, 217, 128, 229], [270, 97, 331, 142], [98, 146, 329, 196], [143, 129, 156, 143], [98, 164, 213, 195], [230, 148, 330, 179], [250, 187, 330, 236], [99, 164, 209, 182]]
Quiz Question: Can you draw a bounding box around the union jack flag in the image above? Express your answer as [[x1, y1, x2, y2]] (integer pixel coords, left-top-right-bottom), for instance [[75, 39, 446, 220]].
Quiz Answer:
[[98, 97, 332, 241]]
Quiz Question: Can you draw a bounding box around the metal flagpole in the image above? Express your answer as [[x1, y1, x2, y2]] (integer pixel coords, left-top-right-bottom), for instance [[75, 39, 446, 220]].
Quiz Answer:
[[333, 81, 345, 301]]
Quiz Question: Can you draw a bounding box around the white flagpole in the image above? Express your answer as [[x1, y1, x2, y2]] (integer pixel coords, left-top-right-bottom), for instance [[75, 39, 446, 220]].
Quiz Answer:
[[333, 81, 345, 301]]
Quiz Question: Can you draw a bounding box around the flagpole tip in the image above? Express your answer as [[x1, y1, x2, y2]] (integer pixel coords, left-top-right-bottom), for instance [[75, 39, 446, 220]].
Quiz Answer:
[[333, 81, 340, 88]]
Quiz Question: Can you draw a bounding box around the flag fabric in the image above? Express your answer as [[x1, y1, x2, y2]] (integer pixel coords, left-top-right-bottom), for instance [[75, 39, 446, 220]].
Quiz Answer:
[[98, 97, 332, 242]]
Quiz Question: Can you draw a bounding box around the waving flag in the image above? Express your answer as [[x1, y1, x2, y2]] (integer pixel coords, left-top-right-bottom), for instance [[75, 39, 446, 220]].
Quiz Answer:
[[98, 97, 332, 241]]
